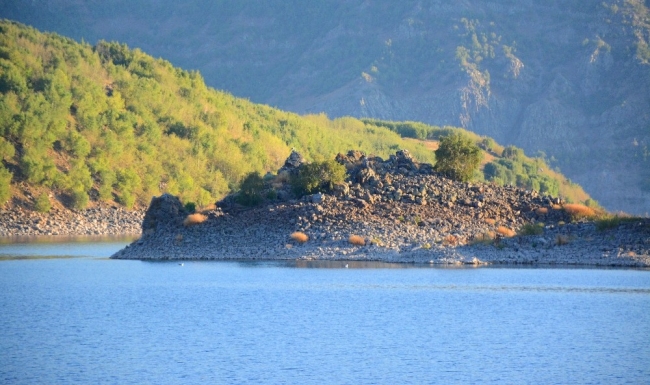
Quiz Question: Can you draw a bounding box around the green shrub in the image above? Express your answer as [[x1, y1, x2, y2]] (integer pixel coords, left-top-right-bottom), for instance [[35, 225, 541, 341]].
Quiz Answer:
[[184, 201, 196, 213], [236, 171, 265, 206], [518, 223, 544, 236], [118, 191, 136, 209], [502, 146, 524, 161], [0, 166, 12, 204], [291, 160, 346, 196], [70, 187, 89, 210], [434, 133, 481, 182], [34, 192, 51, 213]]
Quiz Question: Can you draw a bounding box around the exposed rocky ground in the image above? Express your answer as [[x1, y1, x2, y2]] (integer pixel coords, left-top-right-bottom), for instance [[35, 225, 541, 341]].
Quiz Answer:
[[0, 204, 144, 237], [112, 150, 650, 267]]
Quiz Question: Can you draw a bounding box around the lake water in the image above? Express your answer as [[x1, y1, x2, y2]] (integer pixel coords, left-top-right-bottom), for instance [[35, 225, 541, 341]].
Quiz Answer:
[[0, 240, 649, 384]]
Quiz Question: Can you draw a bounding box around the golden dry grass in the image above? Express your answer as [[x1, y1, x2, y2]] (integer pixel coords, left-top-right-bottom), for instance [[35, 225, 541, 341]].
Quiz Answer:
[[443, 234, 458, 246], [348, 235, 366, 246], [551, 204, 562, 210], [496, 226, 516, 237], [200, 203, 217, 212], [290, 231, 309, 243], [484, 218, 496, 225], [470, 231, 495, 245], [563, 203, 596, 219], [535, 207, 549, 215], [183, 213, 207, 226]]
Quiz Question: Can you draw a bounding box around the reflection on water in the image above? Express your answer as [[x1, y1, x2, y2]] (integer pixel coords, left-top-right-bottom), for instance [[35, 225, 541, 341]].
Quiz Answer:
[[0, 234, 139, 244], [0, 235, 137, 259]]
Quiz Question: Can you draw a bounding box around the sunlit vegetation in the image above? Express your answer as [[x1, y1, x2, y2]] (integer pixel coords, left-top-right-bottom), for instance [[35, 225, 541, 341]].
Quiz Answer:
[[0, 21, 436, 210], [433, 132, 481, 182], [364, 119, 591, 204], [291, 159, 346, 196], [1, 20, 596, 213]]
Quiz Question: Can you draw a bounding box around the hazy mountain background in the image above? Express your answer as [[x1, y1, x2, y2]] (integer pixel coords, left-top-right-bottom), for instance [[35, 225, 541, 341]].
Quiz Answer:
[[2, 0, 649, 214]]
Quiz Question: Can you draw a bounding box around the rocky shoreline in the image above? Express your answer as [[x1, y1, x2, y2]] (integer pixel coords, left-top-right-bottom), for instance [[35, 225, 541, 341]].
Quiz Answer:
[[0, 204, 144, 237], [111, 150, 650, 267]]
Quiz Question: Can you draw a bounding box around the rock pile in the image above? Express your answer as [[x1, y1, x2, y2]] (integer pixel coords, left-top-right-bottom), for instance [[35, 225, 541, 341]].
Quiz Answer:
[[112, 149, 650, 267], [0, 204, 144, 237]]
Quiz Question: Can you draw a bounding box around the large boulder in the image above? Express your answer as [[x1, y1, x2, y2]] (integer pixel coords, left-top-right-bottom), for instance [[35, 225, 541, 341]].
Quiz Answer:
[[278, 150, 305, 175], [141, 194, 187, 232]]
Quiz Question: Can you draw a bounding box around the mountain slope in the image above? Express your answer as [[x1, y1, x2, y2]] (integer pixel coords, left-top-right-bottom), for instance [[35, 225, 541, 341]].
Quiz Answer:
[[0, 21, 590, 212], [2, 0, 647, 213]]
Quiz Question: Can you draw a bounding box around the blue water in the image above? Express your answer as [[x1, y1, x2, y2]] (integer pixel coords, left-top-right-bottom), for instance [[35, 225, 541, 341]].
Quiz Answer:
[[0, 241, 649, 384]]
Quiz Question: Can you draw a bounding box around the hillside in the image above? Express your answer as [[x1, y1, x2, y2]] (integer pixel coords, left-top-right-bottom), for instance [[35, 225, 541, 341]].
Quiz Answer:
[[0, 21, 589, 212], [2, 0, 647, 214]]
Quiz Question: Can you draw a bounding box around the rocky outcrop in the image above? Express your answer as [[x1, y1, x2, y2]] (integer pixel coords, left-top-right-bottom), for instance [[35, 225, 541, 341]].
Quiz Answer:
[[141, 194, 187, 233], [112, 150, 650, 266]]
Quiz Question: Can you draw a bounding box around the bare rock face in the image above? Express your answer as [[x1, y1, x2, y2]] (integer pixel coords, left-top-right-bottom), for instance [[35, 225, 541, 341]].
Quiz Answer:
[[278, 150, 305, 175], [142, 193, 187, 232]]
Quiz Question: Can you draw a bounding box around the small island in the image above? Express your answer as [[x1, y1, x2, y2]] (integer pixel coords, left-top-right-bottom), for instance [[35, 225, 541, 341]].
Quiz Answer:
[[112, 149, 650, 267]]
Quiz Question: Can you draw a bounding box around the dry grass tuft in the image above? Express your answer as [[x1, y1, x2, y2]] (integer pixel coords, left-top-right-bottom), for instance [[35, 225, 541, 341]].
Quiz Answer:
[[200, 203, 217, 212], [563, 203, 596, 219], [496, 226, 516, 237], [348, 235, 366, 246], [470, 231, 495, 245], [551, 204, 562, 210], [484, 218, 496, 225], [443, 234, 458, 246], [290, 231, 309, 243], [535, 207, 549, 215], [184, 213, 207, 226], [555, 234, 570, 246]]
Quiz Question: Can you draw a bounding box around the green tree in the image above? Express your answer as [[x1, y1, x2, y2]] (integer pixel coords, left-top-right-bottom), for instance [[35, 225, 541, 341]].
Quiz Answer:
[[502, 145, 524, 161], [236, 171, 265, 206], [0, 166, 12, 204], [434, 133, 481, 182], [34, 192, 51, 213], [292, 160, 346, 196]]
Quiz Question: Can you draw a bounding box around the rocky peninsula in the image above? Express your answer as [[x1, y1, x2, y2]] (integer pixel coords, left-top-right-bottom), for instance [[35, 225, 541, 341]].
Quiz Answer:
[[111, 150, 650, 267]]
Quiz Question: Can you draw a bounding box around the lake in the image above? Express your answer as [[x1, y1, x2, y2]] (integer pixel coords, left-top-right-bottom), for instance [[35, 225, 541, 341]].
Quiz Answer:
[[1, 239, 649, 384]]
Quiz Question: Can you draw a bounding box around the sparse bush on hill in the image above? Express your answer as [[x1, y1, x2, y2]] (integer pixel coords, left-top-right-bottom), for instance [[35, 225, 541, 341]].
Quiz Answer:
[[518, 223, 544, 236], [236, 172, 265, 206], [0, 167, 12, 204], [434, 133, 481, 182], [291, 160, 346, 196], [34, 192, 51, 213], [184, 202, 196, 213]]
